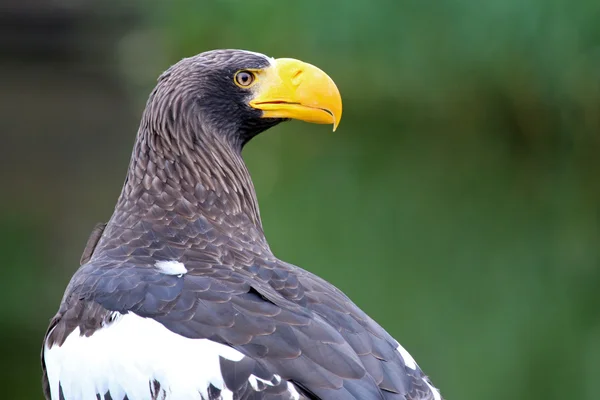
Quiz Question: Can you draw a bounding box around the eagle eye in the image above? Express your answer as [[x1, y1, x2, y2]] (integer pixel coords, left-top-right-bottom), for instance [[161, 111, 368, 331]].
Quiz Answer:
[[235, 70, 256, 87]]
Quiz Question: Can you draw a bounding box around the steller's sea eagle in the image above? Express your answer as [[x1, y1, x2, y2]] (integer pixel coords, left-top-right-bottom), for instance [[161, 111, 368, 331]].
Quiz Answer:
[[42, 49, 442, 400]]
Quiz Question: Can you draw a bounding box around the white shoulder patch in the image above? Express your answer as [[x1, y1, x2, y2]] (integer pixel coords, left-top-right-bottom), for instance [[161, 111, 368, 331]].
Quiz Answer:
[[396, 343, 417, 370], [425, 379, 442, 400], [44, 313, 243, 400], [155, 260, 187, 276], [394, 341, 441, 399]]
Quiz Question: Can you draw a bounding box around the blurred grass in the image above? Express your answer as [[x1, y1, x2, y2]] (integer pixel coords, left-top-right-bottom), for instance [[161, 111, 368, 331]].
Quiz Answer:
[[1, 0, 599, 398]]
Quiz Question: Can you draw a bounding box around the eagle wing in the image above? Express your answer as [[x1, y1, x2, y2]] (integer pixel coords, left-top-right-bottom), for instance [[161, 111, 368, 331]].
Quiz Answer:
[[43, 252, 439, 400]]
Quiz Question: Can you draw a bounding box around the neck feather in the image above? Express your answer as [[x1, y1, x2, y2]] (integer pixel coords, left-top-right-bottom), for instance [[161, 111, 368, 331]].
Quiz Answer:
[[121, 124, 262, 225], [95, 121, 267, 259]]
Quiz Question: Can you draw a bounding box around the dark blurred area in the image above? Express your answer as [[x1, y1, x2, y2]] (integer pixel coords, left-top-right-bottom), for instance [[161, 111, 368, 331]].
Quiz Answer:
[[1, 0, 599, 399]]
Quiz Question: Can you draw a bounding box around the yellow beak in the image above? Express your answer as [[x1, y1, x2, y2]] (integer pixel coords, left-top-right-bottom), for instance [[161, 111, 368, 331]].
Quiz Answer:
[[249, 58, 342, 131]]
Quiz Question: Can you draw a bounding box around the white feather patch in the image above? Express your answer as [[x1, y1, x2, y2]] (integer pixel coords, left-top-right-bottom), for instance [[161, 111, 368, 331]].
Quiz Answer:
[[248, 374, 277, 391], [394, 341, 441, 399], [286, 381, 302, 400], [238, 370, 299, 400], [155, 260, 187, 276], [396, 343, 417, 370], [425, 379, 442, 400], [44, 313, 243, 400]]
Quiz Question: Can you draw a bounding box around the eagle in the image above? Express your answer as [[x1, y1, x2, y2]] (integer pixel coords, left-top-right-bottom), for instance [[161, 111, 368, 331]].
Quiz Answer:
[[42, 49, 442, 400]]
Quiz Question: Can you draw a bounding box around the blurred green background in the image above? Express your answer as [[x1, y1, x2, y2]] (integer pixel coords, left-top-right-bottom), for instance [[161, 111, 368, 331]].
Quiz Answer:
[[1, 0, 599, 398]]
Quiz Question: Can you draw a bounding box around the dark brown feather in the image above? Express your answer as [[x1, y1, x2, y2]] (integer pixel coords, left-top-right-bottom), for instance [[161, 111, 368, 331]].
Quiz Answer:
[[80, 222, 106, 265]]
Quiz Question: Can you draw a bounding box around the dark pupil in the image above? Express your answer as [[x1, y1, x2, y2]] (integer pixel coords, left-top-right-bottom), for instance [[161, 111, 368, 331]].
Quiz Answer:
[[239, 73, 250, 84]]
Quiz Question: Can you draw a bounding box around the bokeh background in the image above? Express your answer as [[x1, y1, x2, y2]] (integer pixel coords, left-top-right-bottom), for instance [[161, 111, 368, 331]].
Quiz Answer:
[[1, 0, 599, 398]]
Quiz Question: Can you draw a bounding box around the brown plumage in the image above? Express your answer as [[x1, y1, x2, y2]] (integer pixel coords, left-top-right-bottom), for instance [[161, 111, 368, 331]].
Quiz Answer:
[[42, 49, 441, 400]]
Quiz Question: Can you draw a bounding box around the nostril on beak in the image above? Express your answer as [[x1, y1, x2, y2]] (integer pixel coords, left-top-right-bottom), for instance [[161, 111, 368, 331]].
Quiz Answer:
[[291, 69, 303, 85]]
